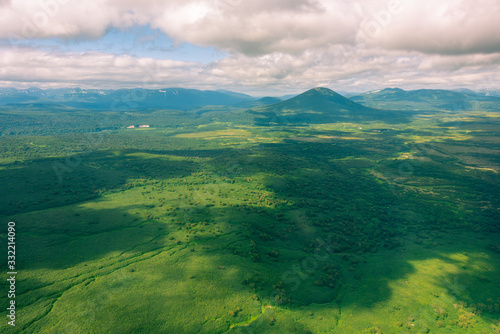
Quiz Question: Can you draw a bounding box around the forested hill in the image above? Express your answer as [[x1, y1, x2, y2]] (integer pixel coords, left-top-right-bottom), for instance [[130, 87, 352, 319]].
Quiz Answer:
[[350, 87, 500, 111], [250, 87, 407, 124], [0, 87, 257, 111]]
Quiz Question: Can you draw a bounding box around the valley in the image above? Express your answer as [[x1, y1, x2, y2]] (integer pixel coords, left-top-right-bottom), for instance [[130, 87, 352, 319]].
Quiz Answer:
[[0, 87, 499, 333]]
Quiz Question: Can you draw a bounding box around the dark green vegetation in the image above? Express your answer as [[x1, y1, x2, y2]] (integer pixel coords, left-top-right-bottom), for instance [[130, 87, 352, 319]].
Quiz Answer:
[[1, 87, 499, 333], [350, 88, 500, 112], [0, 87, 258, 111]]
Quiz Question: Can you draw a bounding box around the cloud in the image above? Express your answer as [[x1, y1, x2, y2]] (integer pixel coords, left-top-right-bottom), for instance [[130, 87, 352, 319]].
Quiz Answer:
[[2, 0, 499, 56], [207, 47, 500, 93], [1, 0, 500, 93], [2, 44, 498, 94], [150, 0, 361, 55], [363, 0, 500, 55], [0, 46, 204, 89]]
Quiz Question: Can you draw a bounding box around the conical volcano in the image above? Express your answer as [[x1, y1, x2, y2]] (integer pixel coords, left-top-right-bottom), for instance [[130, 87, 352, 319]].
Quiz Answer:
[[251, 87, 402, 125], [276, 87, 371, 112]]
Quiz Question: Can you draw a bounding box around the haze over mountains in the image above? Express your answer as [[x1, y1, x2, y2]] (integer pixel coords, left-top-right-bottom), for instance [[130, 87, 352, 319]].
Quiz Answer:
[[350, 88, 500, 111], [1, 86, 499, 113], [0, 87, 258, 111], [249, 87, 407, 125]]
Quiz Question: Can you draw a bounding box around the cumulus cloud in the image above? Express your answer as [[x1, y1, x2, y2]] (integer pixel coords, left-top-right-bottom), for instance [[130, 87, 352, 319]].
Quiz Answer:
[[207, 46, 500, 93], [2, 44, 499, 94], [1, 0, 499, 55], [150, 0, 361, 55], [362, 0, 500, 55], [0, 46, 204, 88], [1, 0, 500, 93]]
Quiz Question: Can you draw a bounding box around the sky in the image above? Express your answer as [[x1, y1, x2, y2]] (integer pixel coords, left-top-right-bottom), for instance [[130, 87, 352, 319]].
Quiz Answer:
[[0, 0, 500, 95]]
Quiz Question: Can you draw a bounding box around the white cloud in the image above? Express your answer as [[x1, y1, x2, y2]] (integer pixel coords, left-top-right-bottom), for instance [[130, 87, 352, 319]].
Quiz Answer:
[[364, 0, 500, 55], [2, 0, 499, 55], [0, 46, 204, 89], [1, 45, 499, 94], [1, 0, 500, 93]]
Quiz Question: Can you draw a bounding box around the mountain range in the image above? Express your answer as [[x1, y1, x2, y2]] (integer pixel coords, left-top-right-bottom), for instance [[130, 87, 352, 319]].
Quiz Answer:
[[350, 88, 500, 111], [1, 86, 499, 113], [0, 87, 258, 111], [250, 87, 406, 125]]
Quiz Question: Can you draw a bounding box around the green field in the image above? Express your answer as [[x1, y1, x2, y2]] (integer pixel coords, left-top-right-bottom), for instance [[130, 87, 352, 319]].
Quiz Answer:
[[1, 91, 499, 333]]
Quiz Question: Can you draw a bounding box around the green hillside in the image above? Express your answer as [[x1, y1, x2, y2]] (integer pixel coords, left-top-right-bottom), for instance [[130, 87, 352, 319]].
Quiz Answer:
[[0, 87, 256, 111], [250, 87, 407, 125], [0, 88, 499, 333], [351, 88, 500, 111]]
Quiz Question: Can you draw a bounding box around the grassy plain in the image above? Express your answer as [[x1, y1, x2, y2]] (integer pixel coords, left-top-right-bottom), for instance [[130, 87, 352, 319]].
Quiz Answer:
[[0, 103, 499, 333]]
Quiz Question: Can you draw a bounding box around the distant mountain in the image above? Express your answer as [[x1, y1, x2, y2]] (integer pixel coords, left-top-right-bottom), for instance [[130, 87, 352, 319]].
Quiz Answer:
[[258, 96, 282, 105], [215, 89, 253, 99], [453, 88, 478, 95], [0, 87, 256, 111], [280, 90, 356, 100], [272, 87, 370, 112], [3, 86, 497, 113], [250, 87, 405, 125], [351, 88, 500, 111], [280, 93, 300, 100], [454, 88, 500, 98], [235, 96, 283, 108]]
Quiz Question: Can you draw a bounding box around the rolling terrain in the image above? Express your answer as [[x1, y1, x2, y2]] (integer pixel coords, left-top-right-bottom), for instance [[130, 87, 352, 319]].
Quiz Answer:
[[351, 88, 500, 112], [0, 87, 499, 333], [0, 87, 260, 111], [249, 87, 411, 127]]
